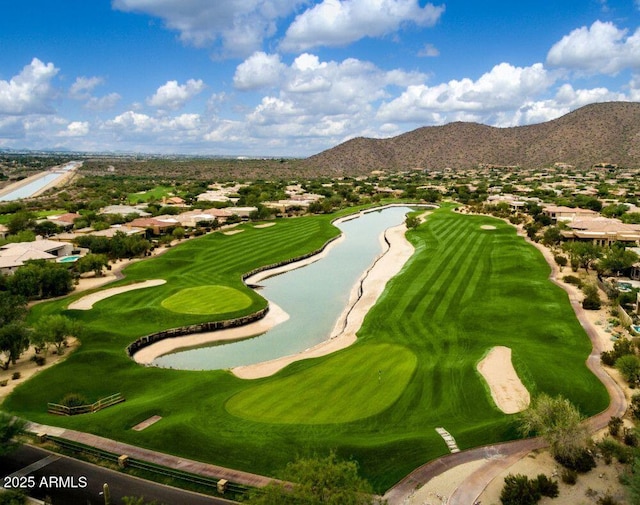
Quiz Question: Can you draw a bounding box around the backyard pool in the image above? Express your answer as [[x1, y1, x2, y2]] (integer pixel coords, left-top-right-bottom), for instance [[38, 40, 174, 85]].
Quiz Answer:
[[57, 255, 81, 263]]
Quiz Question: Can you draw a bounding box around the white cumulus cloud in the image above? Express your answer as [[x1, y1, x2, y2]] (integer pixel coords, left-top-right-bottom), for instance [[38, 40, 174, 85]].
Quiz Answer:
[[0, 58, 59, 115], [112, 0, 306, 57], [547, 20, 640, 75], [281, 0, 444, 52], [69, 76, 103, 100], [147, 79, 205, 110], [377, 62, 554, 124], [234, 52, 287, 90], [58, 121, 90, 137]]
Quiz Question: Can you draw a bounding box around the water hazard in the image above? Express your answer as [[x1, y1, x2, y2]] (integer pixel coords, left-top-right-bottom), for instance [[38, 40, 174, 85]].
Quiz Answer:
[[152, 206, 414, 370]]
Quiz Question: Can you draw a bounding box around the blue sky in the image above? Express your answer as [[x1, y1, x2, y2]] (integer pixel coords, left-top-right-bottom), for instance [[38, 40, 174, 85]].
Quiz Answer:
[[1, 1, 639, 156]]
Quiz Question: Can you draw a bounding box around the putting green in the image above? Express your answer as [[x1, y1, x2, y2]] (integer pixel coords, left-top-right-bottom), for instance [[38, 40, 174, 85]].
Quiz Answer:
[[161, 285, 252, 315], [226, 343, 417, 424]]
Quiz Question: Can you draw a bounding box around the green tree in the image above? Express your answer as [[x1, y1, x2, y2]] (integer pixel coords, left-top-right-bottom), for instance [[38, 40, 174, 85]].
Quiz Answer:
[[405, 215, 420, 229], [33, 315, 80, 355], [581, 283, 601, 310], [520, 394, 590, 463], [76, 253, 109, 277], [0, 490, 27, 505], [6, 261, 73, 299], [0, 322, 30, 370], [0, 292, 27, 327], [562, 242, 603, 271], [172, 226, 185, 240], [541, 227, 562, 247], [597, 246, 639, 276], [242, 452, 380, 505], [6, 211, 35, 235], [0, 413, 26, 456], [616, 355, 640, 386]]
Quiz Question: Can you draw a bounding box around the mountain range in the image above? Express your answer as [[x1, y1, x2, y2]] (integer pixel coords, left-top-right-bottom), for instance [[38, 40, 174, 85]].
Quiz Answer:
[[302, 101, 640, 174]]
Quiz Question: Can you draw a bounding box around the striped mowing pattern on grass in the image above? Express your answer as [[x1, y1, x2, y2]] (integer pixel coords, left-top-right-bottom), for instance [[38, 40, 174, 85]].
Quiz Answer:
[[226, 343, 417, 424], [6, 208, 609, 494]]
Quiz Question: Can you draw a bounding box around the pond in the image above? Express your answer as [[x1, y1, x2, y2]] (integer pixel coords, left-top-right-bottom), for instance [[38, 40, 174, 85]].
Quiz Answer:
[[152, 206, 416, 370]]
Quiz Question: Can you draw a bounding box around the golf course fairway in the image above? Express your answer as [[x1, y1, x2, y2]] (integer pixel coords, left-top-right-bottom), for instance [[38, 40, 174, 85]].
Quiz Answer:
[[3, 207, 609, 492]]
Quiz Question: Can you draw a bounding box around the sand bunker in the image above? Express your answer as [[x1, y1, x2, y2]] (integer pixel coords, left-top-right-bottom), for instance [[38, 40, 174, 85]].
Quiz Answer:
[[133, 303, 289, 364], [68, 279, 166, 310], [477, 346, 530, 414], [481, 225, 497, 230], [223, 229, 244, 235], [254, 223, 276, 228]]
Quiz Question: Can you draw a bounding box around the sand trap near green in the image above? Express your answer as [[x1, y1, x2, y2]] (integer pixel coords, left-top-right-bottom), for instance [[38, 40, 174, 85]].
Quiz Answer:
[[161, 285, 252, 315], [226, 343, 417, 424]]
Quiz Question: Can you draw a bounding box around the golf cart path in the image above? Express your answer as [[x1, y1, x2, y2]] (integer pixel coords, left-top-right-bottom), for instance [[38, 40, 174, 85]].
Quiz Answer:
[[383, 223, 628, 505], [26, 421, 278, 489]]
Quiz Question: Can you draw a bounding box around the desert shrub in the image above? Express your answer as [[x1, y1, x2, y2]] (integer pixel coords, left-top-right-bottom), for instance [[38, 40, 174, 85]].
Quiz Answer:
[[554, 255, 568, 267], [33, 355, 45, 366], [631, 393, 640, 419], [563, 275, 583, 287], [500, 474, 541, 505], [555, 448, 596, 473], [601, 338, 636, 367], [598, 494, 620, 505], [60, 393, 88, 408], [534, 474, 559, 498], [623, 427, 638, 447], [598, 438, 617, 464], [608, 416, 623, 437], [561, 468, 578, 485], [11, 372, 20, 380]]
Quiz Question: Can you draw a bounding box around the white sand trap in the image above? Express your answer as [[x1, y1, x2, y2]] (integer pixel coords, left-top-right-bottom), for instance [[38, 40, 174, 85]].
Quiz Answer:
[[254, 223, 276, 228], [477, 346, 530, 414], [481, 225, 497, 230], [68, 279, 166, 310], [223, 229, 244, 235], [133, 302, 290, 364]]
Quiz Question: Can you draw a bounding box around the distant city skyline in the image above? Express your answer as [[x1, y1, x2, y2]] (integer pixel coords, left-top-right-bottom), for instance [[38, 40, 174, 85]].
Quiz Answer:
[[1, 1, 639, 156]]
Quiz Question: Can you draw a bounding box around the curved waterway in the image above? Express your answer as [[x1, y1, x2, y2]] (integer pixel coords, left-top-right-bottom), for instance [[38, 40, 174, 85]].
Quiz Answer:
[[152, 206, 414, 370]]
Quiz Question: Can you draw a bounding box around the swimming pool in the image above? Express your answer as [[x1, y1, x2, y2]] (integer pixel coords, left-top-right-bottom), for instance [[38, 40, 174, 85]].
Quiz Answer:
[[57, 254, 81, 263]]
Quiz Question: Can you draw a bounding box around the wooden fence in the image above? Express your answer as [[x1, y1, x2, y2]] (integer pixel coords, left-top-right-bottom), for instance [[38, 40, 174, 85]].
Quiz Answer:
[[48, 392, 125, 416]]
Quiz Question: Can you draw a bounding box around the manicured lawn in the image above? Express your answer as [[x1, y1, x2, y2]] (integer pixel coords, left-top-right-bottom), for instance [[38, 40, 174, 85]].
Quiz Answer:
[[3, 208, 609, 493], [161, 285, 253, 315], [127, 185, 180, 204], [226, 343, 417, 424]]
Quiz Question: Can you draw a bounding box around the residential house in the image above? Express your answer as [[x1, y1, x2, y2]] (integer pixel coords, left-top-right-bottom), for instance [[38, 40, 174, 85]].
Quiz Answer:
[[562, 217, 640, 246], [0, 239, 75, 275], [176, 208, 233, 227], [542, 205, 598, 223]]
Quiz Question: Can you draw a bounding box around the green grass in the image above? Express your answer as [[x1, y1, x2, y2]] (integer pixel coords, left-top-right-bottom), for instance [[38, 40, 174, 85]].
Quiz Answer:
[[127, 185, 180, 204], [161, 285, 252, 315], [226, 343, 417, 424], [3, 208, 609, 493]]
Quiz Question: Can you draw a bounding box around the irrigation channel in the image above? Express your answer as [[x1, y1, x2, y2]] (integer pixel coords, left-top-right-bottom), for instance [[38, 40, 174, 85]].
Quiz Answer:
[[153, 205, 416, 370], [0, 161, 80, 201]]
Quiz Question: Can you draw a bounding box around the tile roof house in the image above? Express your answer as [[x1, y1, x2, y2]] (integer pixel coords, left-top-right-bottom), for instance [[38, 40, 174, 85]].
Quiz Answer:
[[562, 217, 640, 245], [176, 209, 233, 227], [0, 239, 75, 274]]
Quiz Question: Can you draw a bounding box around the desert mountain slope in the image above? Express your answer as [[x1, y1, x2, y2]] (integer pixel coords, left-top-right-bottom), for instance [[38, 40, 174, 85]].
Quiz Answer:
[[303, 101, 640, 173]]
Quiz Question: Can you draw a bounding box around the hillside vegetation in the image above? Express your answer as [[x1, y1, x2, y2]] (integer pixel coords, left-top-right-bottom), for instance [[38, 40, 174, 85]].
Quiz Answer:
[[303, 101, 640, 173]]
